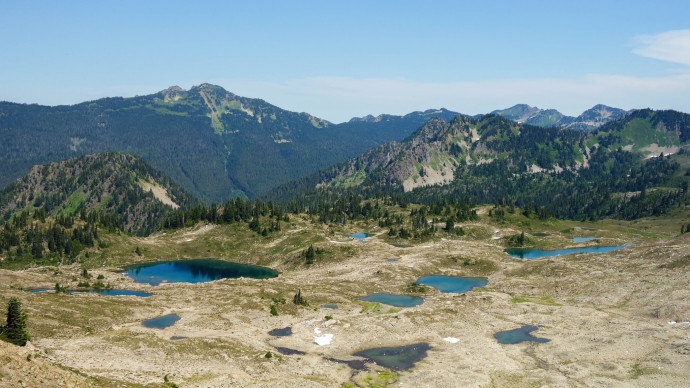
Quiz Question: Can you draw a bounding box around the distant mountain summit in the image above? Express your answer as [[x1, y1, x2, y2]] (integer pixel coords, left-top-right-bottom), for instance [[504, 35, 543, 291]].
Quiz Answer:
[[558, 104, 628, 130], [491, 104, 628, 130], [348, 108, 461, 123]]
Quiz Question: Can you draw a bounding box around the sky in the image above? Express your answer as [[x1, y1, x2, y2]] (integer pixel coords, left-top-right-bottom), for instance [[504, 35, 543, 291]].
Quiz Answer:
[[1, 0, 689, 123]]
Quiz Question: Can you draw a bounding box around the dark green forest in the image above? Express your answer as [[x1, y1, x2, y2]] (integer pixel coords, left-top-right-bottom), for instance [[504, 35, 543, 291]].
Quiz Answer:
[[0, 85, 458, 202]]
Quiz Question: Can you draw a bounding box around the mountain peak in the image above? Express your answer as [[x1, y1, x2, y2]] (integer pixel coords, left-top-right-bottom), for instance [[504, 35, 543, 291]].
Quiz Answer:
[[159, 85, 186, 101], [161, 85, 185, 93]]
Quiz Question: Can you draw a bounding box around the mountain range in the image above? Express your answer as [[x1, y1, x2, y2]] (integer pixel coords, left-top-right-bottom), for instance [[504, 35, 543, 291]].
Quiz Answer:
[[266, 108, 689, 220], [0, 83, 675, 204], [490, 103, 629, 130], [0, 85, 488, 202]]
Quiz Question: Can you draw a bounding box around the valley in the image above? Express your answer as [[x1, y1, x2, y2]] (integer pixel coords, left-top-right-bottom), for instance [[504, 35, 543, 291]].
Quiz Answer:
[[1, 207, 688, 387]]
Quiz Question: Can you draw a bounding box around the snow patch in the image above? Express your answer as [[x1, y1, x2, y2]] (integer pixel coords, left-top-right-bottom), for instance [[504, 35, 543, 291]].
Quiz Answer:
[[314, 333, 333, 346], [443, 337, 460, 343]]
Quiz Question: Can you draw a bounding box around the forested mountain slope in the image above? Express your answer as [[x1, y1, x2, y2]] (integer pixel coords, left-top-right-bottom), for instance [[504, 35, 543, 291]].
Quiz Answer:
[[266, 109, 690, 220], [0, 152, 199, 235], [0, 84, 445, 202]]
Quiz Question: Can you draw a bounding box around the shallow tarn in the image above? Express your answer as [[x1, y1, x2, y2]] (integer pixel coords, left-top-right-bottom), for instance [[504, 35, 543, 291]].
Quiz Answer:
[[268, 327, 292, 337], [505, 244, 632, 259], [357, 293, 424, 307], [349, 232, 374, 241], [572, 237, 599, 242], [494, 325, 550, 344], [352, 343, 432, 371], [142, 313, 181, 329], [416, 275, 487, 293]]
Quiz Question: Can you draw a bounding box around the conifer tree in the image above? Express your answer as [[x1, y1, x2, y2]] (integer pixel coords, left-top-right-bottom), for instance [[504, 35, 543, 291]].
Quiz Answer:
[[0, 297, 31, 346], [305, 244, 315, 264]]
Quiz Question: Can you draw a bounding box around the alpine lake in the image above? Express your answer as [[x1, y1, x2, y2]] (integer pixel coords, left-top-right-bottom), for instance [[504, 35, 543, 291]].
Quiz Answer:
[[122, 259, 279, 285]]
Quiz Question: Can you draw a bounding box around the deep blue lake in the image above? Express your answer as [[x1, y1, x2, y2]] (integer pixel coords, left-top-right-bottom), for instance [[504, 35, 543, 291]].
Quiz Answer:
[[357, 293, 424, 307], [123, 259, 279, 285], [142, 313, 180, 329], [505, 244, 632, 259], [572, 237, 599, 242], [416, 275, 488, 293], [353, 343, 431, 371], [494, 325, 550, 344]]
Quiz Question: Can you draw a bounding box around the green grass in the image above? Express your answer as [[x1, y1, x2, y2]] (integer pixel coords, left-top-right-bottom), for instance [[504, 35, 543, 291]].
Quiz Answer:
[[355, 301, 401, 314], [329, 169, 367, 189], [511, 295, 562, 306], [620, 118, 679, 149], [56, 192, 86, 217]]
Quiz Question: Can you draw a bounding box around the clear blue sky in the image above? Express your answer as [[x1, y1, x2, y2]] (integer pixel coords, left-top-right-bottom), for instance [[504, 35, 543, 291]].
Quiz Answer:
[[1, 0, 689, 122]]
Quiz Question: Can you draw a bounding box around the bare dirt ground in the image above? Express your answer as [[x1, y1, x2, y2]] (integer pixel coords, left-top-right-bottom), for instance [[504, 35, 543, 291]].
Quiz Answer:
[[1, 221, 689, 387]]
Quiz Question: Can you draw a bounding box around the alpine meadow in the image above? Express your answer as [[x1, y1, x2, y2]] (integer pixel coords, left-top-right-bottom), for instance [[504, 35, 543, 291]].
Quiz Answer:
[[1, 2, 689, 388]]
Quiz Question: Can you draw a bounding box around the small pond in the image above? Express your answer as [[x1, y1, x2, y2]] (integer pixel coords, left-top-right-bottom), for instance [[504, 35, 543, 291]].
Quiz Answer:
[[416, 275, 487, 293], [357, 293, 424, 307], [494, 325, 550, 344], [170, 336, 187, 340], [71, 289, 153, 297], [386, 259, 398, 262], [274, 347, 306, 356], [123, 259, 278, 286], [28, 289, 52, 293], [320, 304, 338, 309], [353, 343, 432, 371], [142, 313, 181, 329], [326, 357, 368, 371], [268, 327, 293, 337], [505, 244, 632, 259], [571, 237, 599, 243], [349, 232, 374, 241]]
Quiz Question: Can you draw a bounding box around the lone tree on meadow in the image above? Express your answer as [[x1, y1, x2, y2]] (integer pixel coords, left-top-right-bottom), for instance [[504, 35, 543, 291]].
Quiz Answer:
[[305, 244, 315, 264], [0, 297, 31, 346]]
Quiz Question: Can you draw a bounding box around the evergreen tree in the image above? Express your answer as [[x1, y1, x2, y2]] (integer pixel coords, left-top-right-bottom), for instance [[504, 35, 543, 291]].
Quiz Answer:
[[0, 297, 31, 346], [293, 289, 308, 306], [305, 245, 315, 264]]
